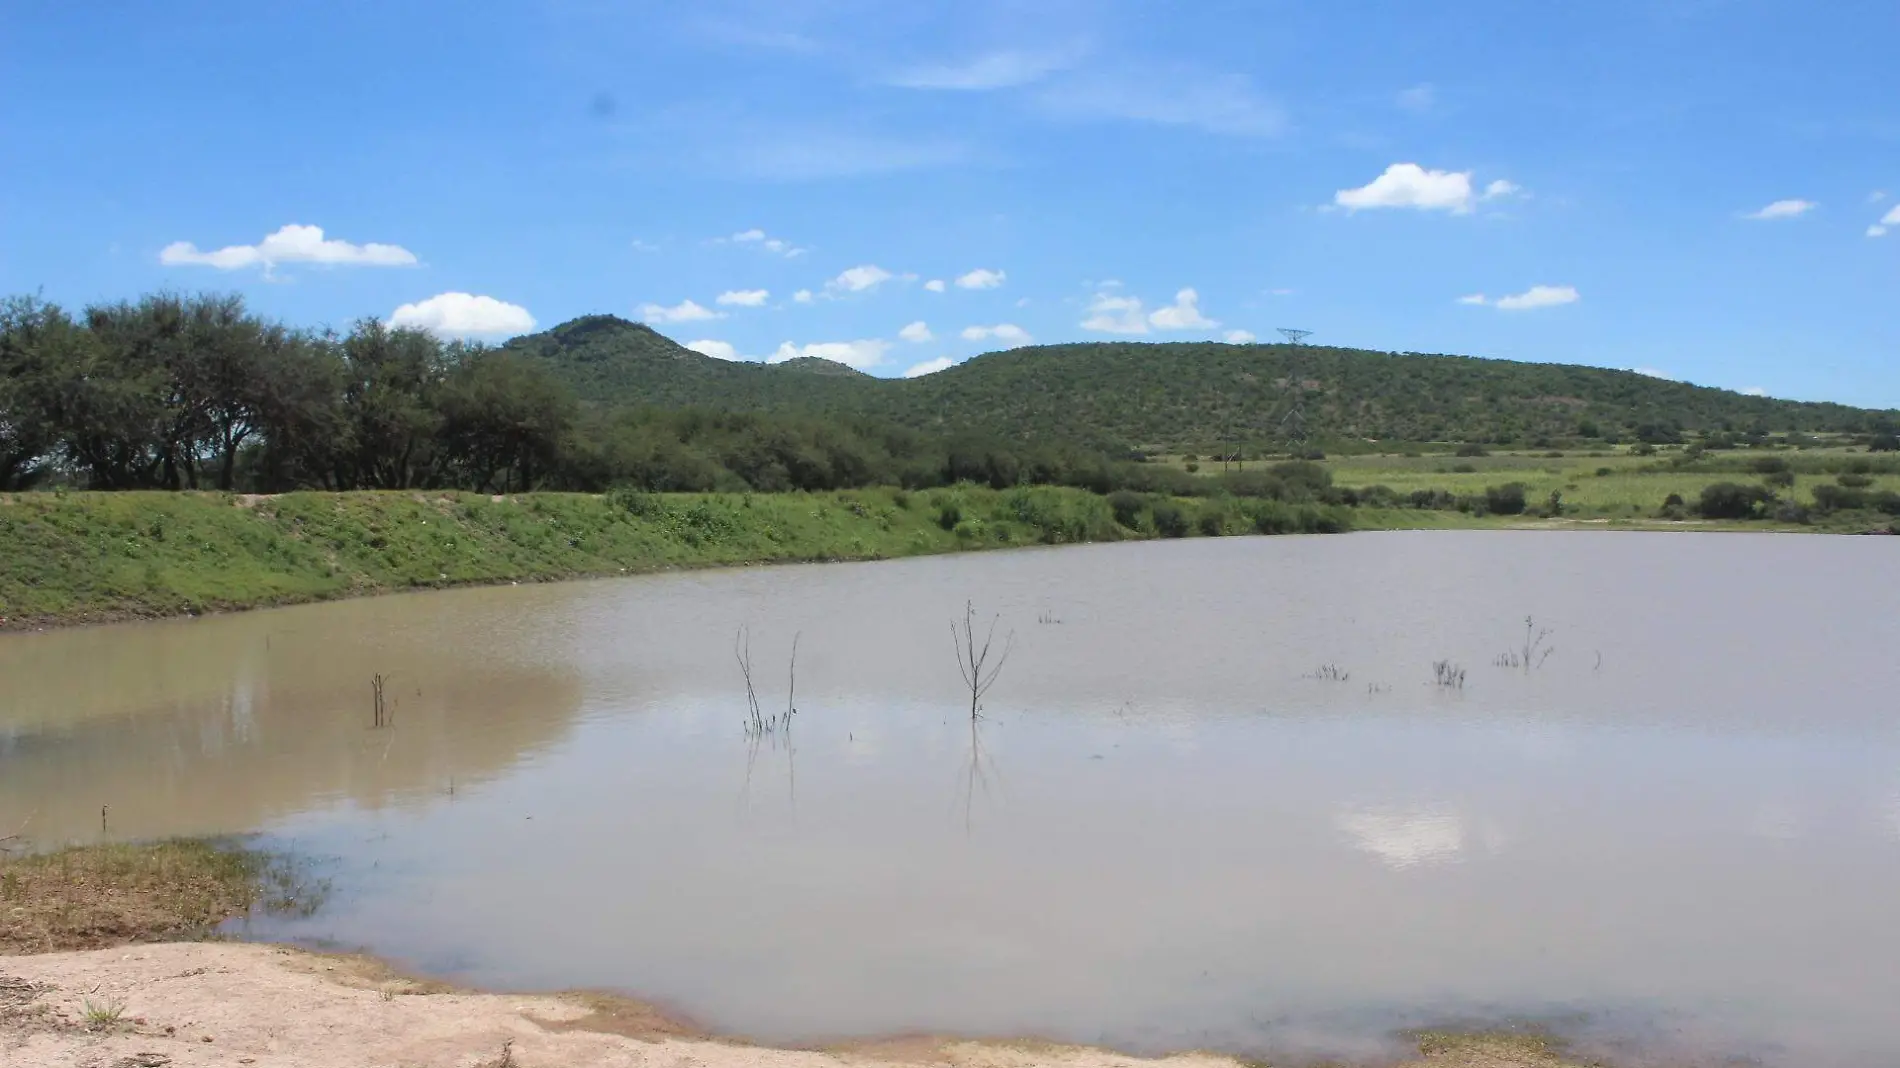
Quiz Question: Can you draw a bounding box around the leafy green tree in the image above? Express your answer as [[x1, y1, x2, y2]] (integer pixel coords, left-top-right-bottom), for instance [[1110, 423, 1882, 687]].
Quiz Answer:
[[0, 295, 82, 490], [435, 351, 578, 491]]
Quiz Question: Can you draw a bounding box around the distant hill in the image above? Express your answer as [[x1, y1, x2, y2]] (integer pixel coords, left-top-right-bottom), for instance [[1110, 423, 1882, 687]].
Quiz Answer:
[[503, 316, 1894, 447]]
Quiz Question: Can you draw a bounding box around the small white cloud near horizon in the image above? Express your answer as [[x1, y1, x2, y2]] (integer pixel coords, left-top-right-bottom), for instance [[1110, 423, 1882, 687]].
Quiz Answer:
[[1081, 291, 1148, 334], [898, 320, 933, 343], [793, 289, 815, 303], [1334, 163, 1517, 214], [827, 264, 896, 293], [1462, 285, 1580, 311], [768, 338, 890, 370], [685, 339, 742, 361], [388, 293, 535, 338], [1741, 386, 1769, 397], [1223, 329, 1256, 343], [924, 279, 947, 293], [890, 49, 1075, 91], [1396, 83, 1435, 113], [955, 267, 1007, 290], [716, 289, 770, 307], [960, 323, 1032, 346], [1744, 199, 1817, 221], [1633, 367, 1678, 380], [1867, 204, 1900, 237], [725, 228, 806, 257], [904, 355, 957, 378], [162, 224, 417, 272], [1149, 288, 1218, 329], [639, 299, 723, 323]]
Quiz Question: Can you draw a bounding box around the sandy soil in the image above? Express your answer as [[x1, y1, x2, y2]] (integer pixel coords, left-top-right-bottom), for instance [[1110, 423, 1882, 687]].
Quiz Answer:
[[0, 943, 1578, 1068]]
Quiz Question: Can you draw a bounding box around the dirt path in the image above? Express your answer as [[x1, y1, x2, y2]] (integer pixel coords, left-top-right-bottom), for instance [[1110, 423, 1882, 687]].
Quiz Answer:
[[0, 943, 1578, 1068]]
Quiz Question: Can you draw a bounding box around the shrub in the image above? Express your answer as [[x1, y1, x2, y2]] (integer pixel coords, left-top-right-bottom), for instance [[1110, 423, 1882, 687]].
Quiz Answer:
[[1108, 490, 1146, 530], [1408, 488, 1457, 510], [1184, 462, 1200, 473], [1837, 473, 1874, 489], [1150, 500, 1191, 538], [1196, 508, 1228, 537], [1483, 483, 1529, 516], [1631, 442, 1657, 457], [1811, 484, 1868, 512], [1455, 443, 1490, 457], [1751, 456, 1789, 474], [1869, 490, 1900, 515], [1355, 484, 1401, 509], [1696, 482, 1773, 519], [1763, 470, 1795, 488], [1869, 433, 1900, 453], [936, 500, 962, 530], [1452, 463, 1478, 474], [1595, 467, 1614, 477]]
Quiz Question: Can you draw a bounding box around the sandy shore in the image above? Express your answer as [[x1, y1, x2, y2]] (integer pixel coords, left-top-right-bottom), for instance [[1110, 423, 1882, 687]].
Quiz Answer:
[[0, 942, 1579, 1068]]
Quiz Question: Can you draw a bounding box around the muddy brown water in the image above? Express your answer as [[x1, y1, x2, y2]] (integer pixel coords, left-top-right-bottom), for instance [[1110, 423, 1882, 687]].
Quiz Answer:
[[4, 532, 1898, 1065]]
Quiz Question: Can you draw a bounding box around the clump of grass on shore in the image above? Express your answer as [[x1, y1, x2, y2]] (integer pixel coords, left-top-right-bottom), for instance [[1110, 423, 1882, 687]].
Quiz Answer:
[[0, 838, 309, 954]]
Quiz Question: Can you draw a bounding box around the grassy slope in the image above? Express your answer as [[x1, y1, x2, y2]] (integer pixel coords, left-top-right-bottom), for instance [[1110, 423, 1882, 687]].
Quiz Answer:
[[0, 486, 1350, 628], [502, 316, 1895, 446]]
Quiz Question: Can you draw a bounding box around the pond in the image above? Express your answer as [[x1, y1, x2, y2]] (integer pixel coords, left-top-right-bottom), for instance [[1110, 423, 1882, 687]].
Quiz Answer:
[[3, 532, 1898, 1066]]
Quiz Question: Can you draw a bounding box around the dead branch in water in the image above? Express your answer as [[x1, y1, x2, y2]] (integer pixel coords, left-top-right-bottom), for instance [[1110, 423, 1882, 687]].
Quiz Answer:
[[950, 600, 1014, 723]]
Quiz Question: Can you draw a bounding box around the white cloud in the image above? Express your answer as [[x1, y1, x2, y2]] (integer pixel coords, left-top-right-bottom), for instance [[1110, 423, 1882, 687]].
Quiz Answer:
[[716, 289, 770, 306], [890, 50, 1074, 91], [1015, 296, 1031, 308], [638, 299, 723, 323], [903, 356, 957, 378], [960, 323, 1032, 346], [387, 293, 534, 338], [827, 264, 895, 293], [1080, 291, 1148, 334], [1457, 293, 1490, 305], [1036, 66, 1286, 137], [1334, 163, 1512, 214], [726, 228, 805, 257], [1494, 284, 1580, 311], [1223, 329, 1256, 343], [630, 238, 659, 252], [1148, 287, 1218, 329], [1267, 287, 1294, 296], [1396, 84, 1435, 113], [793, 289, 815, 303], [955, 267, 1006, 290], [161, 223, 416, 272], [898, 320, 933, 343], [924, 279, 947, 293], [685, 339, 742, 361], [768, 339, 890, 370], [1632, 367, 1677, 380], [1870, 190, 1890, 204], [1867, 204, 1900, 238], [1743, 199, 1817, 221], [1741, 386, 1768, 397]]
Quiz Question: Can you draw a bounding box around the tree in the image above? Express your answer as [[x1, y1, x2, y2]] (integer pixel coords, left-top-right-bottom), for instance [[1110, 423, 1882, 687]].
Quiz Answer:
[[334, 320, 448, 489], [1696, 482, 1773, 519], [435, 351, 577, 491], [0, 295, 80, 490]]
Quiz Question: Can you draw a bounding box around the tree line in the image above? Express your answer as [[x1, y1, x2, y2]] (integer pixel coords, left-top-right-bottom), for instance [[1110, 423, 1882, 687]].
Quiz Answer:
[[0, 291, 1337, 506]]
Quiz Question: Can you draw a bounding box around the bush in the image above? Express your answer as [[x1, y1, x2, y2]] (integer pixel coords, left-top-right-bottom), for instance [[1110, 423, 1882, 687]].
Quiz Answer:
[[1838, 472, 1874, 488], [1869, 433, 1900, 453], [1108, 490, 1145, 530], [1184, 462, 1200, 473], [1751, 456, 1789, 474], [1150, 500, 1191, 538], [1196, 507, 1228, 537], [1595, 467, 1614, 477], [1408, 488, 1457, 510], [1696, 482, 1774, 519], [1455, 443, 1489, 457], [1869, 490, 1900, 515], [1483, 483, 1529, 515], [1811, 484, 1869, 512], [1451, 463, 1478, 474], [936, 500, 962, 530], [607, 487, 664, 518], [1763, 469, 1795, 488]]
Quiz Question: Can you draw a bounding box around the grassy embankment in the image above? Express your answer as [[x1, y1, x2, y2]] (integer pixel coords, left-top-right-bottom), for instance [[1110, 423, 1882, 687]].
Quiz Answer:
[[0, 486, 1361, 629]]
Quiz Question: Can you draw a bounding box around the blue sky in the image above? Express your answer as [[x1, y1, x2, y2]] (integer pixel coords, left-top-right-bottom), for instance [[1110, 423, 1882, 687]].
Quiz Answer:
[[3, 0, 1897, 404]]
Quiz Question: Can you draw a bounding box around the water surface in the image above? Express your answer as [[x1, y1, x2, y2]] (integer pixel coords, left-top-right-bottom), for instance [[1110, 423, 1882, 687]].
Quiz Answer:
[[3, 532, 1897, 1065]]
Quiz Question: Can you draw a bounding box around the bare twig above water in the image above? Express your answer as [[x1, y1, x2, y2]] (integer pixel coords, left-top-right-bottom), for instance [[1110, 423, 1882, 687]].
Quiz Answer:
[[737, 626, 799, 740], [950, 600, 1014, 723], [1432, 660, 1467, 690], [1305, 663, 1351, 682], [370, 673, 391, 729], [1494, 616, 1555, 672]]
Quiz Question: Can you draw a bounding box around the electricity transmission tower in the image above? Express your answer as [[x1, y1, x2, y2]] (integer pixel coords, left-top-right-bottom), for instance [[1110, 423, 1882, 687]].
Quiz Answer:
[[1276, 329, 1315, 452]]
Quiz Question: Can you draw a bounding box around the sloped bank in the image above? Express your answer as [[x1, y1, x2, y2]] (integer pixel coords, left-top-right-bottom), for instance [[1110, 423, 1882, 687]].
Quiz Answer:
[[0, 487, 1355, 630]]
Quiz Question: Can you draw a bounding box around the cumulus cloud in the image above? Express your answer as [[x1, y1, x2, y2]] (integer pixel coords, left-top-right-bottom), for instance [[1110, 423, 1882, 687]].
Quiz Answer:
[[1334, 163, 1517, 214], [1461, 285, 1580, 311], [1036, 66, 1286, 138], [768, 338, 890, 370], [685, 339, 742, 361], [1223, 329, 1256, 343], [639, 299, 723, 323], [716, 289, 770, 306], [827, 264, 895, 293], [1741, 386, 1768, 397], [1632, 367, 1678, 380], [387, 293, 534, 338], [924, 279, 947, 293], [903, 356, 957, 378], [1080, 291, 1148, 334], [955, 267, 1006, 290], [1867, 204, 1900, 238], [726, 228, 805, 257], [899, 320, 933, 343], [161, 223, 416, 272], [1148, 288, 1217, 329], [960, 323, 1032, 346], [793, 289, 815, 303], [1744, 199, 1817, 221]]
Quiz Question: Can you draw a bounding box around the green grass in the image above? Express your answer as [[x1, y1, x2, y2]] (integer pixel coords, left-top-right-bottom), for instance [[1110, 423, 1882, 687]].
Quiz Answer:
[[0, 486, 1349, 628]]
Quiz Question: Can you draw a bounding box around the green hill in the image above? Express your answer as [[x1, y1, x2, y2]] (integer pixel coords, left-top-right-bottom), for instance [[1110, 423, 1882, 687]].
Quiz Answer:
[[503, 316, 1894, 448]]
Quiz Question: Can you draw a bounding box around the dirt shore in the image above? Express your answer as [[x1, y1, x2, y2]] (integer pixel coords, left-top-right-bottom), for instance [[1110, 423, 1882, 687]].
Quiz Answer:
[[0, 942, 1590, 1068]]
